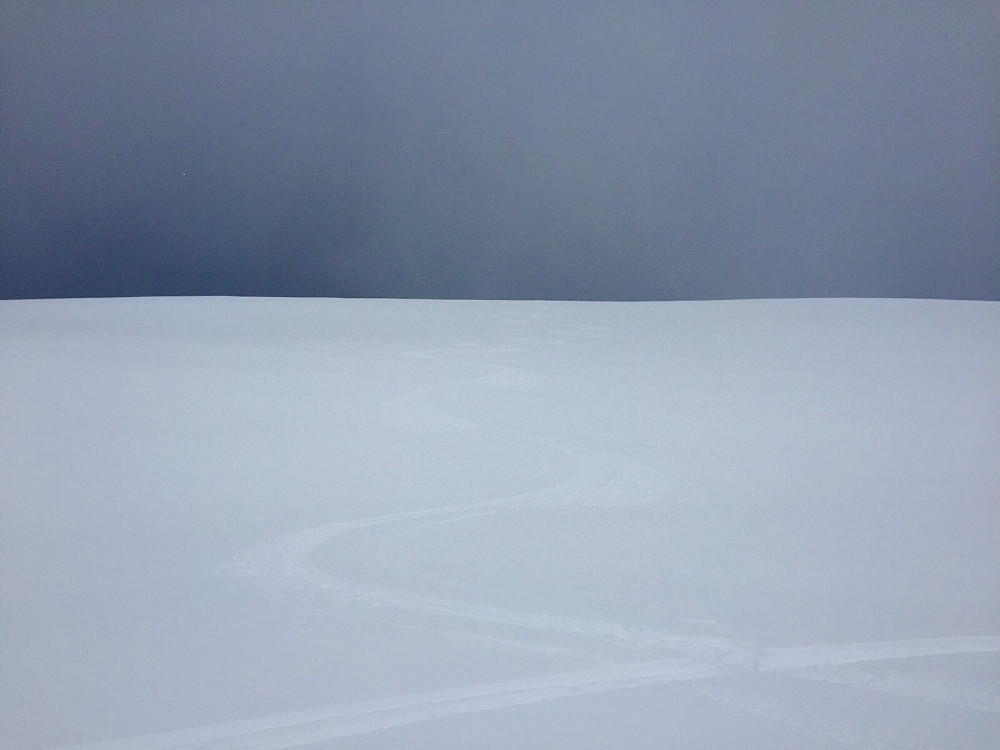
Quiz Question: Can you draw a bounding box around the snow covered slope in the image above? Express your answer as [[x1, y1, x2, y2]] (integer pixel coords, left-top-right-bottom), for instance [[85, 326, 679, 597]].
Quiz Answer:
[[2, 297, 998, 749]]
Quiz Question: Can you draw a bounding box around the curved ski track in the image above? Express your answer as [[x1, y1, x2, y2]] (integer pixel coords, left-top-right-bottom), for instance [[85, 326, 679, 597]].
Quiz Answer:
[[54, 344, 1000, 749]]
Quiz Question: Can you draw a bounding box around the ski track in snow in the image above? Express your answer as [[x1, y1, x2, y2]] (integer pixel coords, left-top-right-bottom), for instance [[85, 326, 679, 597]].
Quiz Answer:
[[52, 638, 1000, 750], [53, 342, 1000, 749]]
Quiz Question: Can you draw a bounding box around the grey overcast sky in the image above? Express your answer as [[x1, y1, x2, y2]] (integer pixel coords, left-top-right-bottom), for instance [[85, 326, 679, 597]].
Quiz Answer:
[[2, 2, 998, 300]]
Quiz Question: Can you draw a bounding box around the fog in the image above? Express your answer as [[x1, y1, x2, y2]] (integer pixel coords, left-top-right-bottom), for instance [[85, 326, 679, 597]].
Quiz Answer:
[[2, 2, 998, 299]]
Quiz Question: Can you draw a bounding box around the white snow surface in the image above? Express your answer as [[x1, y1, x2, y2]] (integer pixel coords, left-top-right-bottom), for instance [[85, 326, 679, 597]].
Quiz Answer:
[[2, 296, 998, 749]]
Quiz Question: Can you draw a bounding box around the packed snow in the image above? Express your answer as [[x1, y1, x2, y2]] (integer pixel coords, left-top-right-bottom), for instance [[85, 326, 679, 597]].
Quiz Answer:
[[2, 297, 998, 749]]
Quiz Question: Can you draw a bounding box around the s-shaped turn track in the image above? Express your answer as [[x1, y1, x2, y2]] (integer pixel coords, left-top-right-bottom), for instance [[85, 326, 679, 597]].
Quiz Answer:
[[56, 345, 1000, 749]]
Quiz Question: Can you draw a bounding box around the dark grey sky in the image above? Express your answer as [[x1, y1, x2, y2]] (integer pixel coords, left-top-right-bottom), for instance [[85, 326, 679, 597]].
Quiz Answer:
[[2, 2, 998, 300]]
